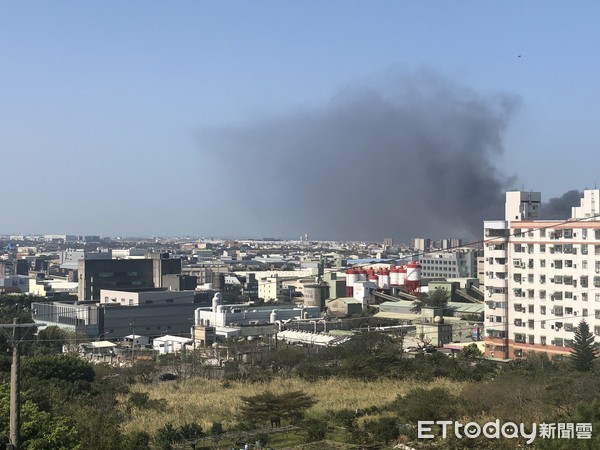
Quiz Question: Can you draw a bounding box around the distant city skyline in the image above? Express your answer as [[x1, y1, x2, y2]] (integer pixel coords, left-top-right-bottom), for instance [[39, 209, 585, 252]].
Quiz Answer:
[[2, 2, 600, 241]]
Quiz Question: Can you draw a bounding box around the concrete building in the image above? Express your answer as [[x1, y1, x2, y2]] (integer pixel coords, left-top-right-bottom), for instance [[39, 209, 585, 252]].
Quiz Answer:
[[153, 335, 193, 354], [77, 254, 181, 300], [413, 238, 431, 252], [32, 288, 200, 339], [100, 288, 194, 306], [258, 275, 281, 301], [0, 275, 30, 293], [418, 250, 478, 279], [194, 292, 320, 340], [483, 189, 600, 360], [29, 274, 78, 297]]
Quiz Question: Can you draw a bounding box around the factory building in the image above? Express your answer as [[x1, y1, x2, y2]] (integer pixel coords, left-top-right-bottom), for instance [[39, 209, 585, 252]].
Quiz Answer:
[[77, 253, 181, 301], [194, 293, 320, 340], [345, 261, 422, 300], [32, 288, 200, 339], [484, 190, 600, 360], [418, 250, 478, 279]]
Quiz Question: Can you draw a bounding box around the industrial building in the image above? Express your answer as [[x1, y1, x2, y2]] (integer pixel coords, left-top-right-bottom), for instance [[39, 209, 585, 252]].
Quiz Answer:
[[194, 292, 320, 340], [345, 261, 423, 299], [77, 253, 181, 300], [417, 249, 478, 279], [484, 189, 600, 360], [32, 287, 200, 339]]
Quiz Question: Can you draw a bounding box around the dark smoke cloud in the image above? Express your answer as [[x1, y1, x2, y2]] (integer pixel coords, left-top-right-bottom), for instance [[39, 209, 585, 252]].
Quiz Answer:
[[543, 190, 583, 220], [199, 70, 521, 241]]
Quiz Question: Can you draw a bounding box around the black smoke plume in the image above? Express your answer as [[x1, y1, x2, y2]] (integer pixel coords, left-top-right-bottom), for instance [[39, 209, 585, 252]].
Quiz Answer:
[[542, 190, 583, 220], [199, 70, 521, 241]]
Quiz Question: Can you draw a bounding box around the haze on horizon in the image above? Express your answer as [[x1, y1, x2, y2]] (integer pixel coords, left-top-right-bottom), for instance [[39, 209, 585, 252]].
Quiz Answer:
[[2, 2, 600, 241]]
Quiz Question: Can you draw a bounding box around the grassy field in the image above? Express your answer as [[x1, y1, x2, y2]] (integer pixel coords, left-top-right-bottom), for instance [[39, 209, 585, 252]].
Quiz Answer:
[[121, 376, 466, 435]]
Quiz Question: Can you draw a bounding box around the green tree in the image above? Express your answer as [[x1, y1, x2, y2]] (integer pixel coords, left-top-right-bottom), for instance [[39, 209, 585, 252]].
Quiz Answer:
[[364, 416, 400, 444], [303, 417, 328, 442], [35, 326, 70, 354], [154, 422, 203, 450], [0, 384, 80, 449], [238, 390, 317, 426], [411, 288, 449, 313], [21, 354, 95, 383], [121, 431, 151, 450], [570, 320, 596, 372]]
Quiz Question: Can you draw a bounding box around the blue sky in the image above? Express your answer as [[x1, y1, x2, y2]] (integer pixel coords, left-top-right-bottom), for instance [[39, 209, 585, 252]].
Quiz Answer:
[[2, 2, 600, 240]]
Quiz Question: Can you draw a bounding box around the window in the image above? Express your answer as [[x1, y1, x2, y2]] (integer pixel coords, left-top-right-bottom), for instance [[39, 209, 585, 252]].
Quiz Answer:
[[595, 310, 600, 319], [595, 276, 600, 288], [540, 290, 546, 299], [541, 321, 546, 329], [581, 276, 589, 288], [596, 229, 600, 240], [555, 338, 563, 347], [563, 229, 573, 238], [528, 320, 534, 330], [540, 305, 546, 315], [595, 326, 600, 336], [583, 309, 588, 317], [596, 245, 600, 255], [540, 244, 546, 253], [540, 275, 546, 284], [540, 259, 546, 268], [565, 323, 574, 332], [582, 292, 588, 302], [582, 260, 588, 269], [540, 229, 546, 237], [554, 306, 564, 316], [528, 304, 534, 313], [581, 244, 588, 255], [564, 276, 573, 285], [554, 260, 563, 269], [553, 291, 563, 300], [554, 276, 563, 284], [540, 335, 546, 345], [514, 274, 522, 283], [528, 290, 534, 299]]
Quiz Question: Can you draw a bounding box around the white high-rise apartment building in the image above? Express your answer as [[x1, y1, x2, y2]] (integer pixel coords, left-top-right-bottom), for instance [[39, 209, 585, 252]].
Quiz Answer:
[[484, 190, 600, 360]]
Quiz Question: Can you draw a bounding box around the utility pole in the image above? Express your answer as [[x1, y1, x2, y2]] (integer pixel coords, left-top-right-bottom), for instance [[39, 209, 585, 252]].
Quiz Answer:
[[9, 318, 20, 450], [130, 319, 135, 363], [0, 319, 37, 450]]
